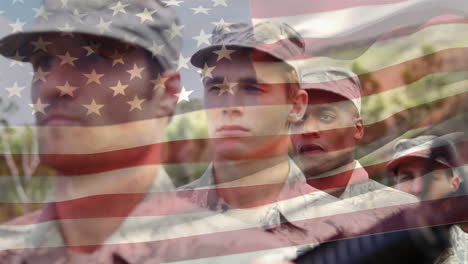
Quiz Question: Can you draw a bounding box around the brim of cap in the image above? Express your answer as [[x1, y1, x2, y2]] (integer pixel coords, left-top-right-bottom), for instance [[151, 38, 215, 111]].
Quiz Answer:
[[190, 43, 294, 69], [302, 85, 361, 114], [386, 152, 452, 173], [302, 85, 352, 101], [0, 20, 172, 69], [0, 21, 114, 57]]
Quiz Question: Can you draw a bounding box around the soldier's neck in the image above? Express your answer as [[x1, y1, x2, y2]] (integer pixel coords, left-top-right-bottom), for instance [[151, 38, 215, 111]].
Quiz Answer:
[[53, 164, 161, 253], [306, 160, 357, 198], [212, 156, 290, 208]]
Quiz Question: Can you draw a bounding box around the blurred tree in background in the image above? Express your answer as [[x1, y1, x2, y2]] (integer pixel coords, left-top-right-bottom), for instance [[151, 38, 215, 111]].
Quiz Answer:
[[163, 99, 210, 186], [0, 96, 53, 222]]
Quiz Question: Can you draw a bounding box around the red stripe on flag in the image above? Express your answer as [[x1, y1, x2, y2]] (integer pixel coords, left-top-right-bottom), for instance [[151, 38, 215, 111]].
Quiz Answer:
[[2, 195, 467, 262], [2, 144, 467, 225]]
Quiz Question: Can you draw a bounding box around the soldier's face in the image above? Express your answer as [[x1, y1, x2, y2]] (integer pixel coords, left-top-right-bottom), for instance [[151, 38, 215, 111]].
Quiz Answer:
[[203, 49, 296, 160], [291, 91, 363, 177], [394, 157, 458, 199], [29, 34, 166, 170]]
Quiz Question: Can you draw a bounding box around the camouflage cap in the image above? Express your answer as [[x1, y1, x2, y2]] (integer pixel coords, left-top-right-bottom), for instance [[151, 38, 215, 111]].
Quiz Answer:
[[190, 21, 305, 75], [0, 0, 181, 70], [386, 136, 460, 174], [301, 67, 362, 114]]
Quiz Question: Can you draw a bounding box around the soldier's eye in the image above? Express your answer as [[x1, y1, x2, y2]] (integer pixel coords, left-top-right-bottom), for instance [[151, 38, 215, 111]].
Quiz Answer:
[[208, 85, 222, 93], [318, 111, 336, 122], [398, 174, 413, 182], [31, 52, 54, 70]]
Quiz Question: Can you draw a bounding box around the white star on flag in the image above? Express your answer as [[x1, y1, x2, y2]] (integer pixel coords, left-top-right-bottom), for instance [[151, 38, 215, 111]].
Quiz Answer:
[[33, 67, 50, 82], [213, 45, 236, 61], [175, 87, 193, 103], [60, 0, 69, 8], [96, 18, 112, 33], [162, 0, 183, 7], [9, 18, 25, 33], [83, 69, 104, 85], [136, 8, 158, 24], [109, 81, 128, 96], [83, 99, 104, 116], [165, 22, 184, 40], [109, 1, 129, 16], [190, 6, 211, 15], [123, 33, 138, 43], [56, 81, 78, 97], [175, 54, 190, 71], [58, 23, 75, 36], [29, 98, 50, 115], [218, 77, 236, 96], [212, 18, 232, 32], [83, 43, 100, 56], [6, 82, 25, 98], [110, 51, 125, 66], [211, 0, 228, 7], [9, 52, 25, 67], [127, 64, 145, 80], [192, 29, 212, 47], [201, 63, 215, 79], [31, 37, 52, 52], [72, 9, 87, 23], [149, 42, 165, 57], [151, 74, 170, 90], [57, 52, 78, 66], [33, 6, 51, 20], [127, 96, 146, 111]]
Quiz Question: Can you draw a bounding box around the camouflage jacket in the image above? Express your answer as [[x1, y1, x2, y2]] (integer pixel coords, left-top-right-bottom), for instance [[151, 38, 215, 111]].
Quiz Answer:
[[0, 170, 294, 264]]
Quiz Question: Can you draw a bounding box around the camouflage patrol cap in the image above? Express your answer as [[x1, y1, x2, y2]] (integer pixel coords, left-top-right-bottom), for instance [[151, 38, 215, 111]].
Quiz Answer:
[[386, 136, 460, 174], [0, 0, 181, 70], [301, 67, 362, 114], [190, 21, 305, 76]]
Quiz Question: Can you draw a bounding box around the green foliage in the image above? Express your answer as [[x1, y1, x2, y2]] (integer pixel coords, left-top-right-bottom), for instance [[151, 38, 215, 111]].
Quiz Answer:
[[0, 127, 54, 223], [164, 99, 210, 186]]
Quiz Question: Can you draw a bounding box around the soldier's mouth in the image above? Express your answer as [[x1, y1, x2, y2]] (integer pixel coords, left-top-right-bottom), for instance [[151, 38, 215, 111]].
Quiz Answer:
[[300, 144, 325, 155]]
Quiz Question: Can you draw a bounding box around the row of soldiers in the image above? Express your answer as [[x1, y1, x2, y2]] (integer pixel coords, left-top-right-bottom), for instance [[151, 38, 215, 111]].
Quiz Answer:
[[0, 0, 466, 263]]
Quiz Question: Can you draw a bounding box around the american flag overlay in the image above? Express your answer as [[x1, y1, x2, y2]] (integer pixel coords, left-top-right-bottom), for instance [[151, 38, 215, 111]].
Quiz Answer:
[[0, 0, 467, 263]]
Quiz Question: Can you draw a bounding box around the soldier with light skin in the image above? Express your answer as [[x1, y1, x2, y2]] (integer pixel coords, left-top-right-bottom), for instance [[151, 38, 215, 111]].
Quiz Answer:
[[386, 135, 466, 264], [387, 136, 461, 200], [441, 132, 468, 233], [181, 25, 385, 262], [183, 22, 313, 212], [0, 0, 181, 260], [0, 2, 293, 263]]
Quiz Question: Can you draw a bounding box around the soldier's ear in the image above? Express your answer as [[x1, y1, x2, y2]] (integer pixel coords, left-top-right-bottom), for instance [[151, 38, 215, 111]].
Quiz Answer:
[[353, 117, 364, 141], [154, 71, 181, 118], [288, 89, 308, 123], [451, 175, 461, 191]]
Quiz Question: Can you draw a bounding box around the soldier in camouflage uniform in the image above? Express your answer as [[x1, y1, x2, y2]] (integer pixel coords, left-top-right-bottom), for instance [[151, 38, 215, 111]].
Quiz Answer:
[[290, 67, 414, 212], [0, 1, 300, 263], [387, 135, 467, 264]]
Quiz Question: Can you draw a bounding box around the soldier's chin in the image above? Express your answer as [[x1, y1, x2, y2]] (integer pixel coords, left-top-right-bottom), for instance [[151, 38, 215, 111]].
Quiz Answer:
[[297, 154, 329, 174], [38, 141, 85, 174], [213, 138, 250, 161], [40, 154, 81, 174]]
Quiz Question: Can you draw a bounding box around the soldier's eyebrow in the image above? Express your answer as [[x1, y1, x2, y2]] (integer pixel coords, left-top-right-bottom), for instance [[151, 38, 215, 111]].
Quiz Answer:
[[238, 77, 262, 84], [204, 77, 224, 87], [311, 105, 338, 112]]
